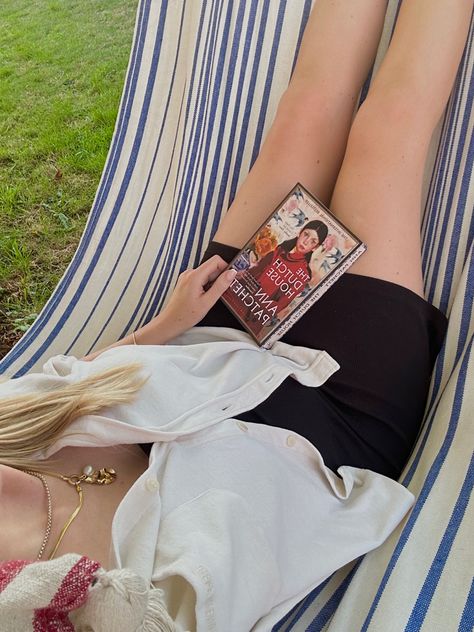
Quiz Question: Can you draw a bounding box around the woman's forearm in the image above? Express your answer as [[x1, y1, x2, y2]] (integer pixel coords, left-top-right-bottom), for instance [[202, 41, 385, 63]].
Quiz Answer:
[[81, 312, 182, 361], [81, 256, 236, 361]]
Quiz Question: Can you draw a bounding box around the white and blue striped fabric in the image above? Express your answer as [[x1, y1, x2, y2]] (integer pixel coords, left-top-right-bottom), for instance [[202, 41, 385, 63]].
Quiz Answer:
[[1, 1, 472, 630]]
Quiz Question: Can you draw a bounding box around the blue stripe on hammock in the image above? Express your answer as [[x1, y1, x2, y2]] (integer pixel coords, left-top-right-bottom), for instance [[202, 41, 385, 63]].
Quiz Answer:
[[192, 0, 311, 267], [141, 0, 225, 323], [274, 583, 328, 631], [276, 579, 331, 631], [83, 5, 188, 353], [274, 565, 360, 631], [161, 0, 225, 271], [392, 0, 403, 26], [273, 580, 331, 631], [140, 0, 306, 334], [90, 0, 147, 233], [439, 103, 474, 316], [403, 247, 472, 486], [41, 0, 155, 351], [121, 0, 212, 334], [143, 0, 276, 323], [306, 563, 362, 631], [191, 0, 286, 291], [466, 217, 474, 284], [192, 0, 260, 265], [169, 0, 283, 285], [421, 104, 451, 295], [360, 336, 473, 631], [459, 578, 474, 632], [405, 252, 474, 485], [208, 0, 282, 246], [466, 202, 474, 269], [187, 0, 268, 270], [423, 14, 473, 294], [196, 0, 310, 269], [249, 1, 286, 171], [425, 344, 448, 422], [421, 32, 473, 409], [424, 115, 469, 401], [0, 0, 152, 374], [455, 249, 474, 364], [272, 564, 359, 631], [423, 13, 473, 299], [464, 52, 474, 264], [405, 454, 474, 631], [181, 0, 244, 269], [175, 0, 257, 287], [117, 105, 185, 336], [96, 0, 256, 340], [425, 124, 474, 411], [63, 0, 171, 353], [428, 23, 474, 312], [424, 216, 473, 414], [403, 384, 445, 488], [290, 0, 313, 77]]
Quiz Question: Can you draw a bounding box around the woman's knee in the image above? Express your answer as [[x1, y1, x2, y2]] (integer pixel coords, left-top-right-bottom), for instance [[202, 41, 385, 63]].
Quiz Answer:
[[274, 85, 344, 141], [347, 87, 433, 163], [268, 85, 356, 202]]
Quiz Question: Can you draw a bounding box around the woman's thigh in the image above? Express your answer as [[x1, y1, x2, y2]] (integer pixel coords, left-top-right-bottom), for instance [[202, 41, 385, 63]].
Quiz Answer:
[[212, 0, 388, 249], [328, 0, 471, 298], [328, 90, 432, 297]]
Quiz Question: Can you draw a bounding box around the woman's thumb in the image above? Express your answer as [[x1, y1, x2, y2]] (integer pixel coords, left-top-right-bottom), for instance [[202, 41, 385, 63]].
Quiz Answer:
[[205, 269, 237, 304], [224, 268, 238, 283]]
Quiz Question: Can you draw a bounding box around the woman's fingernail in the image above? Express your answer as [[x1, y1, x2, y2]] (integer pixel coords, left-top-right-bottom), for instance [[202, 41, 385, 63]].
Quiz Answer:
[[225, 269, 237, 281]]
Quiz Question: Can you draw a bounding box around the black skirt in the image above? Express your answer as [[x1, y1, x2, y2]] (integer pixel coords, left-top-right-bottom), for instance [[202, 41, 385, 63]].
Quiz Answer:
[[194, 241, 448, 480]]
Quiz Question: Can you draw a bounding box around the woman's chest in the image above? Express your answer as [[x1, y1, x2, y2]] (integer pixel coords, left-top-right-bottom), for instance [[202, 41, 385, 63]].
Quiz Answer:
[[42, 444, 150, 568]]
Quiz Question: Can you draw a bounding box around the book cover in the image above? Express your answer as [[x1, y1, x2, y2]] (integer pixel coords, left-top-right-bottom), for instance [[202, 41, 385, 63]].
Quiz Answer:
[[221, 183, 366, 348]]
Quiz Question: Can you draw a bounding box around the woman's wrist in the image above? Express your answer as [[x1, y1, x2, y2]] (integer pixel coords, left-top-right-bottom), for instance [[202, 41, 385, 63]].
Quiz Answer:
[[81, 312, 181, 361], [133, 311, 182, 346], [82, 256, 233, 361]]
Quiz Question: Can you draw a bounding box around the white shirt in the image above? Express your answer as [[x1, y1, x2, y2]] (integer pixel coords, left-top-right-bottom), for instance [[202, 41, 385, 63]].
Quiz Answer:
[[5, 327, 414, 631]]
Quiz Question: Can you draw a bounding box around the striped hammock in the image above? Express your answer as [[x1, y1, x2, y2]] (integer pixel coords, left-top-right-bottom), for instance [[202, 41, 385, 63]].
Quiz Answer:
[[1, 1, 472, 630]]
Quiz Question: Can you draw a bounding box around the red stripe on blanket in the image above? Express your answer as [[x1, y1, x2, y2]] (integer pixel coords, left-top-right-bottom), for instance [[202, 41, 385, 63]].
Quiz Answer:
[[33, 556, 101, 632], [0, 559, 30, 591]]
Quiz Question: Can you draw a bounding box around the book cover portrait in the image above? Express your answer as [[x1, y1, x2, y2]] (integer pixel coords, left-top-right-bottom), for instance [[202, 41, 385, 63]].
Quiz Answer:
[[222, 185, 361, 344]]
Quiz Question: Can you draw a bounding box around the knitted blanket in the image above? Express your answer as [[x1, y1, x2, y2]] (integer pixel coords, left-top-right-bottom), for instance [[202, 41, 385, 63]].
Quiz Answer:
[[0, 555, 178, 632]]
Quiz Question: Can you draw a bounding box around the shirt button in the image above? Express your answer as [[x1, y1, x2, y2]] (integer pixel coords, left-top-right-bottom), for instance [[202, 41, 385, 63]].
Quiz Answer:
[[286, 435, 297, 447], [237, 421, 249, 432], [145, 478, 160, 492]]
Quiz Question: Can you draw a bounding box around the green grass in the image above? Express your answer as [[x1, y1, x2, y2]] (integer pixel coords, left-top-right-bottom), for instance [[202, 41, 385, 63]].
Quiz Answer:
[[0, 0, 137, 356]]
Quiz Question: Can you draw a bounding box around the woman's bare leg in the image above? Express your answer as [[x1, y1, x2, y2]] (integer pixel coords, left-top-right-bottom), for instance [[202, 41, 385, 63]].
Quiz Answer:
[[329, 0, 472, 297], [213, 0, 388, 248]]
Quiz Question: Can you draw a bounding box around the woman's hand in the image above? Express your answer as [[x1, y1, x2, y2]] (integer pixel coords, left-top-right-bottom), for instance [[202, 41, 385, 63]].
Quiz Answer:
[[81, 256, 236, 360], [159, 255, 236, 333]]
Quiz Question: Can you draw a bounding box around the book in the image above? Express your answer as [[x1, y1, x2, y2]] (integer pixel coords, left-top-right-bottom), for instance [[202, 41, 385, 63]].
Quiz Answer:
[[220, 183, 366, 349]]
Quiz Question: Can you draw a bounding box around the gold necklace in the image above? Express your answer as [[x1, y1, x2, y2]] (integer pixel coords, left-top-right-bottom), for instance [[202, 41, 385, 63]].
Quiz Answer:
[[25, 465, 117, 561], [25, 471, 52, 561]]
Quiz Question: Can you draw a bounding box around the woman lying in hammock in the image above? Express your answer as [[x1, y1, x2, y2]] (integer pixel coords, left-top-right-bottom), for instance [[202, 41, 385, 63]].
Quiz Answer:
[[1, 1, 471, 630]]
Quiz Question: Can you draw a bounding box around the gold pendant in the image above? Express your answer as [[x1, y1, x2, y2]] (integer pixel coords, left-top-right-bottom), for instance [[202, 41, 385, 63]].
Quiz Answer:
[[62, 467, 117, 486], [85, 467, 117, 485]]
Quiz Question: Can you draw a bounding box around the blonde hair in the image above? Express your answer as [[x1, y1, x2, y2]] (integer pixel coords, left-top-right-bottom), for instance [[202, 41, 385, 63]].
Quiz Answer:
[[0, 364, 147, 471]]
